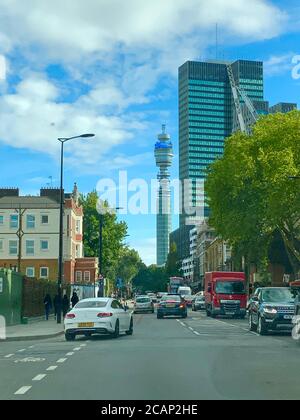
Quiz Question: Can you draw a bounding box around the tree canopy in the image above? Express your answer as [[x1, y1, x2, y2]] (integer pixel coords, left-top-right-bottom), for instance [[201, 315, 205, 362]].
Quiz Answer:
[[206, 111, 300, 274]]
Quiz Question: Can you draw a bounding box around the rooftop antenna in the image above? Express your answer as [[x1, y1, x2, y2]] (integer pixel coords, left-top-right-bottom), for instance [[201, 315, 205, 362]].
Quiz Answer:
[[216, 23, 219, 60]]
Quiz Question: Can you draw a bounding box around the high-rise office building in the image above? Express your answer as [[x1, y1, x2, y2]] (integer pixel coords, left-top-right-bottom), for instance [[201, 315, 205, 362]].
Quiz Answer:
[[178, 59, 268, 227], [154, 125, 173, 266]]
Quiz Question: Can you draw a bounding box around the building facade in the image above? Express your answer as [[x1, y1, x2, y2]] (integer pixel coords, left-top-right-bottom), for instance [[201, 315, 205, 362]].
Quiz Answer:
[[0, 186, 97, 284]]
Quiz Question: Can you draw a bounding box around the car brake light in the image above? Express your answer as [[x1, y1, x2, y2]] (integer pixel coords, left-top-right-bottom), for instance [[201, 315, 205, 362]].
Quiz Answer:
[[66, 313, 76, 319], [97, 312, 113, 318], [179, 304, 185, 309]]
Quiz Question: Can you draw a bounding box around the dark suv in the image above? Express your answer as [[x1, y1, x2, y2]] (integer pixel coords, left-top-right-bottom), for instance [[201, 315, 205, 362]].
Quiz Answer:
[[248, 287, 295, 335]]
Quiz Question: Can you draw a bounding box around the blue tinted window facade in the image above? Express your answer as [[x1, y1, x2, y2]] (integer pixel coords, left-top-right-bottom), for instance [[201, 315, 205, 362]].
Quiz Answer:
[[179, 60, 265, 226]]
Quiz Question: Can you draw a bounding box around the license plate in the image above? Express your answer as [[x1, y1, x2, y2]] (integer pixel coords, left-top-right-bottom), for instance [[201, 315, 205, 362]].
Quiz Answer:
[[284, 315, 293, 320], [225, 312, 235, 315], [78, 322, 94, 328], [166, 304, 175, 308]]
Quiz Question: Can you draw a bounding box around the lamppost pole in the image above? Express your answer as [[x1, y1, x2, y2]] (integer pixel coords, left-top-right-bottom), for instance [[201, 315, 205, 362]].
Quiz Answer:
[[56, 134, 95, 324]]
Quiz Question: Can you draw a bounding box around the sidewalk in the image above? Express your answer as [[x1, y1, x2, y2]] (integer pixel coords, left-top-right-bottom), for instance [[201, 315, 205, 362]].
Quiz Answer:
[[3, 317, 64, 342]]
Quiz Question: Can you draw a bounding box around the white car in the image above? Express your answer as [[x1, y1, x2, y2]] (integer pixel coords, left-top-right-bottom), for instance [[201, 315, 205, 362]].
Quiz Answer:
[[64, 298, 133, 341]]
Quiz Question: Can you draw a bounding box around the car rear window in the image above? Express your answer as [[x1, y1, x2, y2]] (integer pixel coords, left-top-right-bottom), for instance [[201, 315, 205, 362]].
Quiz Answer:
[[161, 295, 181, 302], [75, 301, 108, 308], [136, 297, 151, 303]]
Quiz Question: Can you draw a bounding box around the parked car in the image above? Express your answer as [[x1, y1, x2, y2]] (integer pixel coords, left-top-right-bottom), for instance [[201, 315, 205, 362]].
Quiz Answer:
[[64, 298, 133, 341], [248, 287, 295, 335], [134, 295, 154, 314], [157, 294, 187, 319], [192, 295, 206, 311]]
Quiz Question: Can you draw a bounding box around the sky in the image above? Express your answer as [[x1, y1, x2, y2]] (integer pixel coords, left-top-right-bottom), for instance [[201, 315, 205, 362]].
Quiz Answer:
[[0, 0, 300, 265]]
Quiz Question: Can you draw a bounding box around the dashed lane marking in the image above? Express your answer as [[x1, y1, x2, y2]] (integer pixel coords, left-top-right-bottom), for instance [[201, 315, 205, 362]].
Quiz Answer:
[[66, 352, 74, 356], [18, 349, 26, 353], [46, 366, 58, 371], [32, 374, 46, 381], [56, 358, 67, 363], [14, 386, 32, 395], [73, 347, 81, 351], [5, 354, 14, 358]]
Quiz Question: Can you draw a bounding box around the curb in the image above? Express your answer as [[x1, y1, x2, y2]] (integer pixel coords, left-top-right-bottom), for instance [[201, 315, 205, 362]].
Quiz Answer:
[[2, 330, 64, 343]]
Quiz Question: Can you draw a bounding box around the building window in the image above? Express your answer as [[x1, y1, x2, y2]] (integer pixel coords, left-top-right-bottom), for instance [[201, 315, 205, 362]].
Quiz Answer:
[[10, 214, 19, 229], [41, 215, 49, 224], [26, 267, 35, 278], [0, 215, 3, 225], [75, 219, 81, 234], [26, 240, 35, 256], [76, 244, 81, 258], [9, 240, 18, 255], [0, 239, 3, 251], [84, 271, 90, 283], [26, 215, 35, 229], [40, 240, 49, 251], [75, 271, 82, 283], [40, 267, 49, 278]]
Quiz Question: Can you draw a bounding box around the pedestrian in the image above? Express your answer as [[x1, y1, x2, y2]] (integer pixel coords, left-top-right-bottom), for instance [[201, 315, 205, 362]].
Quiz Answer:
[[62, 294, 70, 318], [71, 291, 79, 308], [43, 293, 52, 321], [53, 294, 59, 319]]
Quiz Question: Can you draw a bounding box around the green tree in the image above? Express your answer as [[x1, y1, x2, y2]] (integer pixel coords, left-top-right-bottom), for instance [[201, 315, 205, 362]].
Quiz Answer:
[[206, 111, 300, 275], [80, 191, 128, 276], [165, 241, 182, 278], [132, 265, 169, 293], [115, 247, 143, 286]]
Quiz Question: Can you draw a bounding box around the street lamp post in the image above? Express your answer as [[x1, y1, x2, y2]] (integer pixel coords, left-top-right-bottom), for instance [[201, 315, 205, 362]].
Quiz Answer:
[[56, 133, 95, 324]]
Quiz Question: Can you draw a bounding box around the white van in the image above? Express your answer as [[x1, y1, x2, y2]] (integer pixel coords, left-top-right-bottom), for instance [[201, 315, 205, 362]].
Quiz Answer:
[[177, 286, 192, 297]]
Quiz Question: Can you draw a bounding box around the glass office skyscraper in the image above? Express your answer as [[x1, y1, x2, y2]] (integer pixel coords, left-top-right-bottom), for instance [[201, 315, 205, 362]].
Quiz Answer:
[[178, 59, 268, 228]]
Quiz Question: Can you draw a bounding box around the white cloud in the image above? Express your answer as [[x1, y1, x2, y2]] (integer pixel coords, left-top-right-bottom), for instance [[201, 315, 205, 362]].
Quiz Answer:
[[0, 0, 289, 164], [264, 52, 295, 76]]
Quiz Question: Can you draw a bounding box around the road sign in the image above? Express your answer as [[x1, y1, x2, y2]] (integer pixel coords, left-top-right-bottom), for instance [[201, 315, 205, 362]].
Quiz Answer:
[[116, 278, 124, 288]]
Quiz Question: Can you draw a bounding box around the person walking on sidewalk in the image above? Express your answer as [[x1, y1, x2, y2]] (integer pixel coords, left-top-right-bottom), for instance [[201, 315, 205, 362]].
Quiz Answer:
[[71, 291, 79, 308], [43, 294, 52, 321], [62, 294, 70, 317], [53, 294, 59, 319]]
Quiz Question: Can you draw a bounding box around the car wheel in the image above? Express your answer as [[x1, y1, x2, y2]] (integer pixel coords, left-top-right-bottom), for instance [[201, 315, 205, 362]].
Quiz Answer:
[[84, 333, 92, 338], [65, 333, 76, 341], [126, 318, 133, 336], [157, 314, 163, 319], [257, 316, 268, 336], [249, 313, 257, 332], [112, 320, 120, 338]]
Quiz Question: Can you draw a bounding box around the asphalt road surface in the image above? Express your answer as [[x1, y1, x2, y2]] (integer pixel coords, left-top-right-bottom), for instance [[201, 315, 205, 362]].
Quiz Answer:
[[1, 310, 300, 400]]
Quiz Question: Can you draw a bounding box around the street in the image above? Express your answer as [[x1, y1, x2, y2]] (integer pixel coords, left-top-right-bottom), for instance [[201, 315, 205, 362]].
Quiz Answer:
[[1, 310, 300, 400]]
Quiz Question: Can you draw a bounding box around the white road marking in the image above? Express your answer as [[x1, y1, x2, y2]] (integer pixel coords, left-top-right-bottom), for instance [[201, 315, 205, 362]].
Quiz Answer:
[[194, 332, 201, 336], [189, 327, 194, 331], [28, 346, 35, 349], [73, 347, 81, 351], [56, 358, 67, 363], [14, 386, 32, 395], [80, 344, 87, 347], [46, 366, 58, 371], [5, 354, 14, 358], [32, 374, 46, 381], [66, 352, 74, 356], [18, 349, 26, 353]]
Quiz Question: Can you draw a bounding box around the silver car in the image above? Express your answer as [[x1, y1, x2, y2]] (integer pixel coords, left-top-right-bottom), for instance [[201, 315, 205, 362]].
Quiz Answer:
[[134, 296, 154, 314]]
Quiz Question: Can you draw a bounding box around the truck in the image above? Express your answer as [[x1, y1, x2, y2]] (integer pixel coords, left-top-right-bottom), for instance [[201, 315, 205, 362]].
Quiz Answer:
[[168, 277, 184, 294], [204, 271, 247, 319]]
